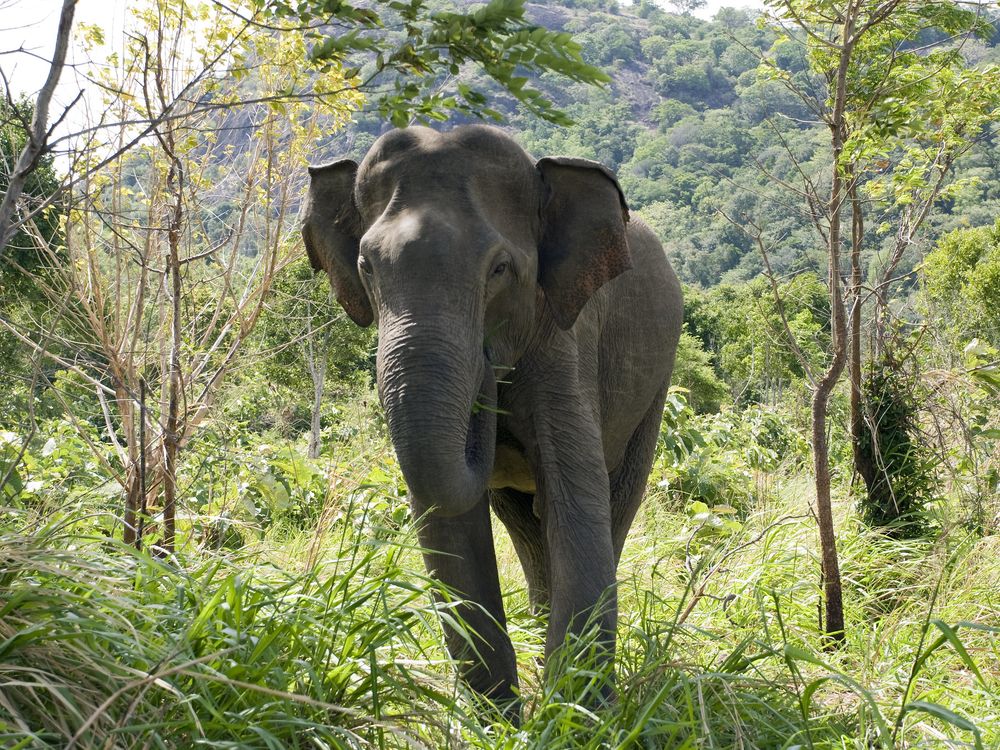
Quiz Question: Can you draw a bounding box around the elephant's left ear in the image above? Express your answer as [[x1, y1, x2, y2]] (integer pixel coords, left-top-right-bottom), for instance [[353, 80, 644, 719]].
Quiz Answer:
[[302, 159, 374, 327], [536, 156, 632, 330]]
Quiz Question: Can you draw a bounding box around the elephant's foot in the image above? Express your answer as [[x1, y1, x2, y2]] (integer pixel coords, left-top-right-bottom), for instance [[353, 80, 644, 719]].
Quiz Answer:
[[466, 678, 522, 727], [542, 627, 618, 712]]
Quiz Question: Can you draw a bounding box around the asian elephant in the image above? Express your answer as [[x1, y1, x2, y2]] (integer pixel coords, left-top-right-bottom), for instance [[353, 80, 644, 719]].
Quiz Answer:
[[302, 125, 682, 715]]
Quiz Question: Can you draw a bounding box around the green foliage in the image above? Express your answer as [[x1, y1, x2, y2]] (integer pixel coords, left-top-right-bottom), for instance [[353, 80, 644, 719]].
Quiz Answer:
[[172, 393, 397, 542], [579, 22, 641, 66], [0, 431, 26, 501], [950, 339, 1000, 533], [671, 330, 729, 413], [516, 93, 640, 170], [681, 275, 829, 405], [656, 389, 809, 513], [965, 338, 1000, 397], [270, 0, 609, 126], [0, 415, 120, 527], [923, 218, 1000, 348], [257, 258, 375, 386], [856, 362, 939, 538]]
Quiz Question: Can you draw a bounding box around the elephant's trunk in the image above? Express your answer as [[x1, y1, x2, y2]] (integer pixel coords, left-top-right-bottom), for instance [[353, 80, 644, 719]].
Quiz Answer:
[[377, 315, 496, 517]]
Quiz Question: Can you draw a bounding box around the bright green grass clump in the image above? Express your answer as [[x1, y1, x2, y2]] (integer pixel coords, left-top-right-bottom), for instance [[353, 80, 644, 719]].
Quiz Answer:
[[1, 481, 998, 749], [0, 518, 470, 748]]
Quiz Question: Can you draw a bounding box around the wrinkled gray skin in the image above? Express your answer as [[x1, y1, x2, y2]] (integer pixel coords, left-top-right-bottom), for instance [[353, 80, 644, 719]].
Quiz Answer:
[[302, 125, 682, 716]]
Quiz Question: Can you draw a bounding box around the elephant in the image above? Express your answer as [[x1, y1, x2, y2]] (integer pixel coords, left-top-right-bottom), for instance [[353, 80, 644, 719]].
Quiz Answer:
[[302, 125, 682, 716]]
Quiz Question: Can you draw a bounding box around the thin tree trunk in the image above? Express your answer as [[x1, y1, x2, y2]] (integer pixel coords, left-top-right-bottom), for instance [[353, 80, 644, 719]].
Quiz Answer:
[[123, 475, 139, 546], [848, 176, 863, 453], [308, 375, 325, 459], [122, 381, 139, 547], [812, 23, 854, 645], [308, 357, 327, 459], [161, 154, 183, 555], [306, 305, 330, 460], [813, 373, 846, 641], [136, 377, 150, 549]]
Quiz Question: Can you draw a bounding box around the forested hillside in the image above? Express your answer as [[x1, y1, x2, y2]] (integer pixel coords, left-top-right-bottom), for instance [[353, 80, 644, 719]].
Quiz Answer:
[[333, 0, 1000, 287], [2, 0, 1000, 747]]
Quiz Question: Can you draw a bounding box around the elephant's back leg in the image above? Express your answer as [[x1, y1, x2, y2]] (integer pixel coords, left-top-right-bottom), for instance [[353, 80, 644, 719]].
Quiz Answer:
[[609, 384, 668, 563], [490, 488, 550, 613]]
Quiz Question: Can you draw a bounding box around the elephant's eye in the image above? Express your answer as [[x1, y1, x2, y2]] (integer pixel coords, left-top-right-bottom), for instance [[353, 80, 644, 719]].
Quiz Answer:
[[491, 261, 509, 278], [358, 255, 373, 275]]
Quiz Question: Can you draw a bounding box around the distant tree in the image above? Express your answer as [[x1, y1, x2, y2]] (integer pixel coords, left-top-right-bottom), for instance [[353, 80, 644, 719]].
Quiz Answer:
[[923, 219, 1000, 349], [715, 7, 754, 30], [252, 258, 376, 458], [672, 331, 730, 413], [641, 34, 672, 60], [583, 24, 642, 65], [668, 0, 707, 16]]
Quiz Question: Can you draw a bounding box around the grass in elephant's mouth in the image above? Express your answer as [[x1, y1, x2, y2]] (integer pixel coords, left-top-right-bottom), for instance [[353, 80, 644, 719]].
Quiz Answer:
[[0, 480, 997, 749]]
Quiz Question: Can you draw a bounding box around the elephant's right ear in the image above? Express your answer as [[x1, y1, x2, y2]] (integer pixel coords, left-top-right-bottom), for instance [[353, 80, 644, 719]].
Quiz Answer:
[[536, 157, 632, 330], [302, 160, 373, 327]]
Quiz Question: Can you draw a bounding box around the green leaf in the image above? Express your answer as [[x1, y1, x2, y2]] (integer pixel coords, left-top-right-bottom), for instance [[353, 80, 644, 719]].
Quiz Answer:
[[689, 500, 710, 515]]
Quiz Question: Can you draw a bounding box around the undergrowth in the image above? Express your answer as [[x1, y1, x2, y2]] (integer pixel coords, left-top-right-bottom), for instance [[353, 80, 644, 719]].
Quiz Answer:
[[1, 476, 997, 748]]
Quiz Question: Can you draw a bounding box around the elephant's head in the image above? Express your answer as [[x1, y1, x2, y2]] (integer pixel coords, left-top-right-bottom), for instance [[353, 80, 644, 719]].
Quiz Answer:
[[302, 126, 631, 516]]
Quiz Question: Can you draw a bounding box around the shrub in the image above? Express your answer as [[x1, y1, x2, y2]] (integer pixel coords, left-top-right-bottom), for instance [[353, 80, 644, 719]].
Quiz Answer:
[[856, 364, 939, 538], [657, 389, 808, 513]]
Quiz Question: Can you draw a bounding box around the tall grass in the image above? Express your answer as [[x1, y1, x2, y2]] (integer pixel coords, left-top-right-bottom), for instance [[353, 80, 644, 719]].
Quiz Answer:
[[0, 514, 470, 748], [1, 477, 998, 748]]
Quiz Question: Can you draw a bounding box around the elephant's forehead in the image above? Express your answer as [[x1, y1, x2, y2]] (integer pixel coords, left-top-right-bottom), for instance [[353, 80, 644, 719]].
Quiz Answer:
[[364, 181, 538, 262], [357, 152, 464, 216], [359, 129, 537, 205], [356, 168, 537, 252], [362, 148, 530, 196], [366, 205, 498, 259], [373, 163, 538, 228], [364, 125, 532, 170]]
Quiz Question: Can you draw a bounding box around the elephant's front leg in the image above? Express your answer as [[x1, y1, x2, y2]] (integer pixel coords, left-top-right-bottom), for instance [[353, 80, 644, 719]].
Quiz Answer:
[[414, 494, 519, 715], [534, 412, 618, 683]]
